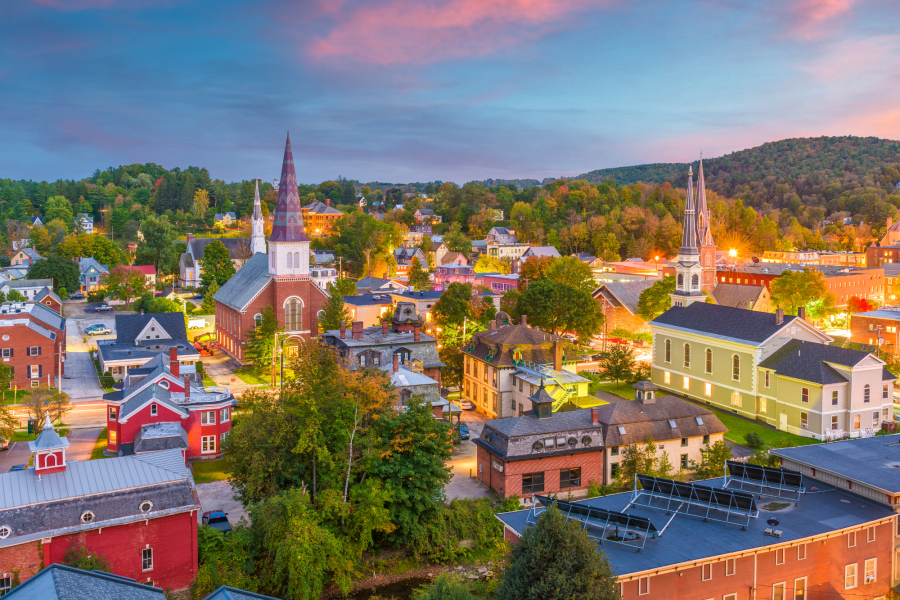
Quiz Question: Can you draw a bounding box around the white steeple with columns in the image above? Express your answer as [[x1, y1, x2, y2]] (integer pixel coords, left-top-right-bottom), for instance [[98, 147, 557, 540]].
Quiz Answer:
[[251, 179, 266, 256], [670, 166, 705, 308]]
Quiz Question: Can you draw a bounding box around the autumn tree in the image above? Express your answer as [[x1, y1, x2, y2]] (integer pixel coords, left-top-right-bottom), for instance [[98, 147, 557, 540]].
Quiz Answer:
[[101, 265, 148, 309], [0, 404, 17, 446], [432, 282, 496, 333], [474, 255, 511, 274], [192, 188, 210, 221], [545, 256, 596, 294], [515, 280, 603, 338], [518, 255, 553, 286]]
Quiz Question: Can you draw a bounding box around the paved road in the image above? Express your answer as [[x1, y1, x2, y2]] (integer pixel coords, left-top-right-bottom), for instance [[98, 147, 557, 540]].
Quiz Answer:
[[0, 427, 103, 472], [61, 300, 121, 401], [445, 409, 493, 501], [196, 480, 248, 526]]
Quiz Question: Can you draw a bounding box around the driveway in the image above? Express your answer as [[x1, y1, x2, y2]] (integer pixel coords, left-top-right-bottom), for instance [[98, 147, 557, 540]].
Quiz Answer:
[[445, 409, 492, 501], [196, 480, 248, 527], [66, 427, 103, 461], [61, 300, 125, 401]]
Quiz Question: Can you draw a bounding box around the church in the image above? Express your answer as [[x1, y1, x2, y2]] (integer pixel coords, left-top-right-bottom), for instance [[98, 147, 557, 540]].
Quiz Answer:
[[212, 134, 329, 362]]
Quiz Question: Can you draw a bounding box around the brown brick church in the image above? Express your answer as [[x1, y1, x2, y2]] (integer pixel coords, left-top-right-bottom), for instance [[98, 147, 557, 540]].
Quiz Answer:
[[213, 133, 328, 362]]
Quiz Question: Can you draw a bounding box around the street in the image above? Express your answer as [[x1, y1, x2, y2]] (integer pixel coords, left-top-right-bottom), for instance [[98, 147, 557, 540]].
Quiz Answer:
[[445, 409, 493, 501], [61, 300, 122, 401]]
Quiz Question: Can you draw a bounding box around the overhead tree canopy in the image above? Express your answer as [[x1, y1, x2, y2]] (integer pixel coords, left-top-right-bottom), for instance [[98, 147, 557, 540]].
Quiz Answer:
[[636, 275, 676, 322]]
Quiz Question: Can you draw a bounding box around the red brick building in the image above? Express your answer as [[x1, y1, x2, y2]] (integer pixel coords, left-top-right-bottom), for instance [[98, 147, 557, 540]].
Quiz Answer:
[[849, 308, 900, 353], [104, 349, 236, 460], [0, 301, 66, 389], [0, 422, 199, 592], [593, 280, 656, 335], [213, 134, 328, 363]]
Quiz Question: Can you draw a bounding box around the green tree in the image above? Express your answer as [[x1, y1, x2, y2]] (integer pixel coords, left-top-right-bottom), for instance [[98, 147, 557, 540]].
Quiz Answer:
[[408, 256, 432, 291], [769, 268, 834, 317], [371, 395, 452, 547], [515, 280, 603, 338], [432, 282, 496, 333], [44, 196, 74, 231], [438, 342, 464, 389], [332, 277, 356, 296], [26, 257, 80, 294], [318, 283, 351, 332], [134, 215, 178, 276], [101, 265, 147, 310], [63, 544, 111, 572], [200, 281, 218, 314], [474, 255, 511, 274], [200, 240, 236, 291], [192, 188, 210, 221], [443, 222, 471, 255], [21, 386, 71, 434], [244, 306, 282, 369], [5, 290, 25, 302], [497, 503, 620, 600], [636, 275, 675, 322], [0, 403, 17, 446], [192, 525, 259, 599], [598, 343, 636, 385], [689, 440, 733, 480], [413, 574, 474, 600], [545, 256, 596, 294]]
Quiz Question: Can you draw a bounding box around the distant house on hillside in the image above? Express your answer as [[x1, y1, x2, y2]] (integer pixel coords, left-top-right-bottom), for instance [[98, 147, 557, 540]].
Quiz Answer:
[[213, 212, 237, 225]]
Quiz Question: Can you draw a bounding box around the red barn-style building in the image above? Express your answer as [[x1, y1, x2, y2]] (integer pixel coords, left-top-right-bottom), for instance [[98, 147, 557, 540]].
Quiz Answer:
[[213, 133, 328, 363], [0, 420, 199, 592], [103, 349, 236, 460]]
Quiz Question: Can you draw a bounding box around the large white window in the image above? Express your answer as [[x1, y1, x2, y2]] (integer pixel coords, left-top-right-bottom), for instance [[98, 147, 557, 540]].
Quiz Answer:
[[201, 411, 216, 425], [773, 582, 785, 600], [845, 563, 857, 589], [201, 435, 216, 454], [142, 548, 153, 572], [865, 558, 876, 584], [794, 577, 806, 600]]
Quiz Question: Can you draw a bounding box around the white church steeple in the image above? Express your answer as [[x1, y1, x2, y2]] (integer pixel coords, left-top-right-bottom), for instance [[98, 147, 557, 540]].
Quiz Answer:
[[251, 179, 266, 256]]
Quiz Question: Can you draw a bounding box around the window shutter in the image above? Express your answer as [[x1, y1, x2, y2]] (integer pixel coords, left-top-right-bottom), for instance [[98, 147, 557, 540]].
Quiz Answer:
[[9, 349, 12, 358], [38, 347, 42, 356], [38, 365, 43, 377]]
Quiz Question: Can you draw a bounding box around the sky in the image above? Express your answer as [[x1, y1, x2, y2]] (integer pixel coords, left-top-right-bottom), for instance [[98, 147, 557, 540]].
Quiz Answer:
[[2, 0, 900, 185]]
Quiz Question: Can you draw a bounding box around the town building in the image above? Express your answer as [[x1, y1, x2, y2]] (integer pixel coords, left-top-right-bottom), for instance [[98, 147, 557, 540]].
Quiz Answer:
[[393, 247, 428, 275], [479, 273, 520, 294], [212, 134, 330, 363], [495, 469, 897, 599], [343, 293, 395, 326], [593, 280, 656, 335], [0, 278, 54, 301], [850, 308, 900, 354], [429, 241, 449, 266], [97, 312, 200, 380], [301, 200, 342, 236], [132, 265, 157, 288], [178, 235, 254, 288], [104, 349, 236, 460], [600, 259, 664, 278], [650, 302, 896, 439], [433, 262, 475, 290], [29, 216, 42, 228], [387, 289, 444, 323], [866, 217, 900, 268], [572, 252, 601, 267], [385, 357, 443, 416], [10, 247, 42, 268], [77, 257, 109, 293], [760, 250, 822, 264], [462, 315, 582, 419], [440, 251, 467, 266], [0, 301, 66, 389], [709, 282, 772, 312], [513, 246, 561, 271], [0, 426, 199, 592], [312, 249, 336, 266], [485, 226, 517, 245], [817, 250, 867, 267], [355, 276, 407, 294], [320, 303, 444, 385], [34, 287, 62, 314], [486, 242, 531, 263], [414, 208, 440, 225], [213, 212, 237, 225], [310, 266, 338, 290], [75, 213, 93, 234]]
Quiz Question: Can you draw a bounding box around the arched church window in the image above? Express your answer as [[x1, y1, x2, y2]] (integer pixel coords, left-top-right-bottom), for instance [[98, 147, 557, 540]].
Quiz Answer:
[[691, 274, 699, 290], [285, 298, 302, 331], [677, 274, 684, 289]]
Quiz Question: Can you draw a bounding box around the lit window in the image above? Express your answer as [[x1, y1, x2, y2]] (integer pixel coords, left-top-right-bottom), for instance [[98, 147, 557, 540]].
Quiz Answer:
[[759, 397, 767, 413], [109, 430, 116, 444], [854, 414, 861, 429], [705, 383, 712, 397], [831, 415, 838, 430], [682, 376, 690, 390], [773, 582, 785, 600], [731, 391, 742, 407], [664, 371, 671, 385], [794, 577, 806, 600]]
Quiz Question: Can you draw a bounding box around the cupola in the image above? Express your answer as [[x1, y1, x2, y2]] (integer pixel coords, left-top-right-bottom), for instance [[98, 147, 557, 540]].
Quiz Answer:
[[530, 380, 555, 419], [633, 380, 658, 404], [28, 412, 70, 475]]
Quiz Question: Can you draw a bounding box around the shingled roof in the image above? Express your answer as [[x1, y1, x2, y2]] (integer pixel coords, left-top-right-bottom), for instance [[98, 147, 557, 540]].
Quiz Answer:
[[650, 302, 815, 345], [467, 323, 574, 368], [759, 339, 895, 385], [115, 312, 188, 344], [710, 283, 765, 310], [5, 565, 167, 599], [595, 395, 727, 447], [593, 280, 656, 315]]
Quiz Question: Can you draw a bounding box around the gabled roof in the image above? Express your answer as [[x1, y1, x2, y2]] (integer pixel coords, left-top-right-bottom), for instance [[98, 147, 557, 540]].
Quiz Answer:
[[489, 227, 513, 235], [34, 286, 61, 306], [28, 417, 70, 452], [593, 280, 656, 315], [759, 339, 894, 385], [650, 302, 821, 346], [202, 587, 282, 600], [416, 208, 435, 215], [303, 201, 343, 215], [116, 312, 188, 344], [77, 257, 108, 275], [429, 241, 447, 251], [5, 564, 166, 599], [710, 283, 765, 310], [343, 293, 395, 307], [522, 246, 560, 258], [187, 237, 251, 261], [212, 252, 270, 311], [131, 265, 157, 275], [16, 247, 42, 261], [214, 212, 237, 220], [595, 395, 727, 447], [441, 252, 465, 264]]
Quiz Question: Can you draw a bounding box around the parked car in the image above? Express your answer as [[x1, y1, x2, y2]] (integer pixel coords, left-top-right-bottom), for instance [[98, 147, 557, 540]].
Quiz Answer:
[[95, 304, 114, 312], [188, 318, 209, 329], [201, 510, 232, 534], [0, 438, 8, 451], [457, 398, 475, 410], [9, 465, 26, 472], [608, 337, 628, 345], [458, 424, 470, 440], [192, 294, 205, 300], [69, 292, 85, 300], [85, 324, 112, 336]]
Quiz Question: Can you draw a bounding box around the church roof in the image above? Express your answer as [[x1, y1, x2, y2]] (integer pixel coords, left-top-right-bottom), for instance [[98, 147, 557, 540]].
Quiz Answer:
[[269, 133, 310, 243], [710, 283, 765, 310], [212, 252, 270, 311]]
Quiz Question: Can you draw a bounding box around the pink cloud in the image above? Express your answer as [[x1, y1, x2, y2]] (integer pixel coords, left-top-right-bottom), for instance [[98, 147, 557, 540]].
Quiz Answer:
[[783, 0, 860, 40], [306, 0, 609, 65]]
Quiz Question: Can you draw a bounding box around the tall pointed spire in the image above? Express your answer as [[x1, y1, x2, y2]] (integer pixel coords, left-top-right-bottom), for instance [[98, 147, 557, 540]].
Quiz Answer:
[[268, 132, 309, 243], [250, 179, 266, 255], [695, 158, 714, 247], [679, 166, 698, 256]]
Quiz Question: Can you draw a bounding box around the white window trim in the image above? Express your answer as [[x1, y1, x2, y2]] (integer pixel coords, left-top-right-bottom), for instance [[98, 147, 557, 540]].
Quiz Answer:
[[864, 557, 877, 584], [201, 435, 216, 454], [700, 562, 712, 581], [637, 576, 649, 596], [142, 547, 153, 572], [845, 563, 857, 589]]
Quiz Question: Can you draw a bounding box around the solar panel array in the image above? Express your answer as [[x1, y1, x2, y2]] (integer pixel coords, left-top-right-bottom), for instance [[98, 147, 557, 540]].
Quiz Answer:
[[725, 461, 804, 499], [528, 495, 658, 550], [634, 474, 758, 528]]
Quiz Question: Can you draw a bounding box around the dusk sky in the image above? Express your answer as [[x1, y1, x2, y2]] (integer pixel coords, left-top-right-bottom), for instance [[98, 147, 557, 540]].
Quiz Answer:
[[3, 0, 899, 184]]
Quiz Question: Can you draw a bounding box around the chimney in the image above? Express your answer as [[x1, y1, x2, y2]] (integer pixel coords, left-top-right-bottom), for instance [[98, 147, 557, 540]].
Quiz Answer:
[[521, 315, 527, 326], [489, 320, 497, 332], [393, 353, 399, 373], [382, 319, 389, 334], [775, 308, 784, 325], [184, 375, 191, 399], [169, 347, 180, 378], [325, 198, 331, 207], [591, 407, 599, 425], [414, 325, 421, 341], [798, 306, 806, 321], [351, 321, 364, 340], [889, 217, 893, 230], [553, 339, 562, 371], [187, 233, 194, 244], [340, 321, 346, 339]]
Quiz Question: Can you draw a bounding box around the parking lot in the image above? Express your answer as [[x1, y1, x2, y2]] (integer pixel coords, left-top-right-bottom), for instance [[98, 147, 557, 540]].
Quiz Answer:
[[61, 300, 128, 400], [445, 408, 493, 500]]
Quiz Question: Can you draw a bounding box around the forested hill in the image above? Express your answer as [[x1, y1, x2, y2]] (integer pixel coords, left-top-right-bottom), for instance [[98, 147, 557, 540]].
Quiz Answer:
[[577, 136, 900, 214]]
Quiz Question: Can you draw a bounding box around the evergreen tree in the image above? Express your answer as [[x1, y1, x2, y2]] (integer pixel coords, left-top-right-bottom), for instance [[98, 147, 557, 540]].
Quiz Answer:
[[497, 503, 620, 600], [318, 283, 350, 331], [408, 256, 431, 291], [200, 240, 236, 292], [244, 306, 282, 368], [200, 281, 218, 313]]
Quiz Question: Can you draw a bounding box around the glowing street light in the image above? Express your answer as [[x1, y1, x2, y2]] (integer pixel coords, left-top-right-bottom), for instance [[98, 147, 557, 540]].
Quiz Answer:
[[728, 249, 737, 258]]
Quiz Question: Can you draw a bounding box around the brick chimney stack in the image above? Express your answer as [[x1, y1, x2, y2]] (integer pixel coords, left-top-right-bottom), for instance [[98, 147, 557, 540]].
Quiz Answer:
[[489, 320, 497, 333], [184, 375, 191, 399], [889, 217, 893, 230], [352, 321, 364, 340], [340, 321, 346, 339], [521, 315, 527, 326], [326, 198, 331, 207], [775, 308, 784, 325], [393, 353, 399, 373], [553, 339, 562, 371], [591, 407, 599, 425], [382, 319, 389, 334], [169, 347, 180, 378], [798, 306, 806, 321], [414, 325, 421, 341]]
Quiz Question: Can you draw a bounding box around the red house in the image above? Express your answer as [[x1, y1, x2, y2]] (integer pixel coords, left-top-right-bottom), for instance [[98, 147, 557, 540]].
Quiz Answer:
[[0, 301, 66, 389], [0, 419, 199, 592], [104, 349, 236, 460]]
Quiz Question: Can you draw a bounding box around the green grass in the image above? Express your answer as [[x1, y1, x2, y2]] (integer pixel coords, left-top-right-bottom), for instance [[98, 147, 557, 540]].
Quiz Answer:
[[202, 376, 216, 387], [12, 426, 68, 442], [192, 458, 230, 483], [90, 427, 110, 460], [595, 381, 636, 398], [234, 366, 279, 386]]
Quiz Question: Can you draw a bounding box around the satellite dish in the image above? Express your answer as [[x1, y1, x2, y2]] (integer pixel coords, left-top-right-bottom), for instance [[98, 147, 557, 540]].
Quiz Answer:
[[767, 519, 779, 527]]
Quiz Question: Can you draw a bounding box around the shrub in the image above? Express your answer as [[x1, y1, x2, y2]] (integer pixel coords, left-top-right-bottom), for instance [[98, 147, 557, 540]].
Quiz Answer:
[[63, 544, 111, 572], [743, 431, 765, 449], [609, 328, 632, 340], [586, 479, 619, 498], [412, 573, 475, 600]]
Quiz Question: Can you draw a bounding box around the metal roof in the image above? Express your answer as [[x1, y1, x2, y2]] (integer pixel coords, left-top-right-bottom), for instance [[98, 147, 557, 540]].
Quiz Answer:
[[5, 564, 166, 599], [854, 309, 900, 321], [212, 252, 270, 311], [495, 476, 895, 576], [202, 587, 282, 600]]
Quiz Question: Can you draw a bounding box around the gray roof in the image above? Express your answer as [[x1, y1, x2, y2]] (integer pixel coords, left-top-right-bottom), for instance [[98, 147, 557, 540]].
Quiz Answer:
[[9, 278, 53, 289], [522, 246, 560, 258], [321, 326, 444, 369], [6, 565, 166, 599], [773, 433, 900, 494], [476, 409, 606, 461], [593, 395, 727, 447], [116, 312, 188, 344], [99, 342, 198, 365], [355, 276, 406, 294], [593, 280, 656, 315], [212, 252, 270, 311], [651, 302, 803, 346], [188, 237, 251, 261], [495, 475, 895, 576], [0, 301, 65, 332], [880, 264, 900, 278], [28, 422, 70, 451], [17, 247, 43, 261], [34, 286, 62, 306], [303, 201, 343, 215], [134, 422, 189, 454], [202, 587, 282, 600], [119, 382, 188, 421], [711, 283, 765, 310], [514, 368, 589, 387], [854, 309, 900, 321], [343, 293, 395, 307], [77, 257, 108, 275], [759, 339, 894, 385], [214, 212, 237, 220]]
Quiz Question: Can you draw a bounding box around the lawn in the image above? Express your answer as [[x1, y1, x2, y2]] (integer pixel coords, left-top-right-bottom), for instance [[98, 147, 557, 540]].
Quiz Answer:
[[12, 426, 69, 442], [201, 375, 217, 387], [593, 381, 817, 448], [234, 366, 285, 386], [90, 427, 110, 460], [193, 458, 230, 483]]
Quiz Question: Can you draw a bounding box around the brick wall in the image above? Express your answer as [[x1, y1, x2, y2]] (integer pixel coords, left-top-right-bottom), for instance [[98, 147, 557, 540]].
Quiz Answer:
[[478, 444, 605, 499], [0, 540, 42, 582], [850, 314, 900, 352], [0, 322, 65, 389]]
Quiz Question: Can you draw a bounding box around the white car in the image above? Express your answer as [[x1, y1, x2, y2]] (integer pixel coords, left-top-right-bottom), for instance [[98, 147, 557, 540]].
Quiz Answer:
[[95, 304, 114, 312], [188, 318, 209, 329], [457, 398, 475, 410]]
